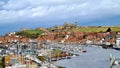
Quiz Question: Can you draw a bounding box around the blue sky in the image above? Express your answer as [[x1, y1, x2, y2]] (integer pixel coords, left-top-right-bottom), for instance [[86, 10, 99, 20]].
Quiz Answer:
[[0, 0, 120, 35]]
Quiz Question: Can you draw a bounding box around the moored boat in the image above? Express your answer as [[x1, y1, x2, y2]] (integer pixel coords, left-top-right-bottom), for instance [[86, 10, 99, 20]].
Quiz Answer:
[[82, 50, 87, 53], [113, 46, 120, 50]]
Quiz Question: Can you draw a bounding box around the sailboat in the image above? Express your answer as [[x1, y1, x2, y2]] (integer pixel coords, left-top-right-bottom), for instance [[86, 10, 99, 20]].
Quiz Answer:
[[109, 53, 120, 68]]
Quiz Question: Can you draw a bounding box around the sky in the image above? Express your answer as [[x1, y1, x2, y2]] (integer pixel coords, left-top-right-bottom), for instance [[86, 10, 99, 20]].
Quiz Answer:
[[0, 0, 120, 35]]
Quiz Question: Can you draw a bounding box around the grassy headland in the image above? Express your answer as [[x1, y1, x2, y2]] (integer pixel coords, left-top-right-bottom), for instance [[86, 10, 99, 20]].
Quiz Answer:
[[15, 25, 120, 39], [16, 30, 43, 38], [23, 30, 43, 34], [72, 26, 120, 32]]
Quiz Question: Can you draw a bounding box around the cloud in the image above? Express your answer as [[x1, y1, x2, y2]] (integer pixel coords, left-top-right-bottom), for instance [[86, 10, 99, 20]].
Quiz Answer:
[[0, 0, 120, 24]]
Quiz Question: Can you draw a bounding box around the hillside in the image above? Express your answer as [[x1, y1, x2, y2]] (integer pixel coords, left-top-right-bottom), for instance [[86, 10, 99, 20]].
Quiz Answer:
[[15, 30, 43, 38], [15, 26, 120, 38], [23, 30, 43, 34], [72, 26, 120, 32]]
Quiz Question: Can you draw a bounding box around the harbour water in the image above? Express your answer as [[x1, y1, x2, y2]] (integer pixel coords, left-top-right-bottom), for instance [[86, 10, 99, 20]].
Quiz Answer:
[[55, 46, 120, 68]]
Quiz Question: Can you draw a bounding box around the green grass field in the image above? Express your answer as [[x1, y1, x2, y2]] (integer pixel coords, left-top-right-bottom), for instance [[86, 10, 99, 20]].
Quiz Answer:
[[18, 26, 120, 35], [24, 30, 43, 34], [72, 26, 120, 32]]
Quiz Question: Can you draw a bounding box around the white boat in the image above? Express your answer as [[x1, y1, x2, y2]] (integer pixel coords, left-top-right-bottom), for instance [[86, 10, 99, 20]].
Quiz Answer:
[[39, 66, 48, 68], [6, 63, 26, 68], [39, 63, 57, 68]]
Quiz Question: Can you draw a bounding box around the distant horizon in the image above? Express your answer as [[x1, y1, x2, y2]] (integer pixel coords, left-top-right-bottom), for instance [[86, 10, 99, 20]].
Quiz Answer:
[[0, 21, 120, 36]]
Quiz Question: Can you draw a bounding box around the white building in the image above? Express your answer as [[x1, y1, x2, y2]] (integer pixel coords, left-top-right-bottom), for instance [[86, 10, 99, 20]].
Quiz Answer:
[[116, 38, 120, 47]]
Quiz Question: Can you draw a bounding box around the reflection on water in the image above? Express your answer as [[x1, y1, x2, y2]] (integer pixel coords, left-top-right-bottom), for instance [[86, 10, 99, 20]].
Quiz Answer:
[[55, 46, 120, 68]]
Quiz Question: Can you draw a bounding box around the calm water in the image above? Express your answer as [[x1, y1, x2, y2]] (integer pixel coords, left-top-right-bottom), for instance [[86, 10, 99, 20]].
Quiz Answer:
[[55, 46, 120, 68]]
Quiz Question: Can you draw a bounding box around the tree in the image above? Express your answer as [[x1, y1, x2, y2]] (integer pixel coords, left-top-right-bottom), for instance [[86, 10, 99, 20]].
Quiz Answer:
[[106, 27, 111, 32]]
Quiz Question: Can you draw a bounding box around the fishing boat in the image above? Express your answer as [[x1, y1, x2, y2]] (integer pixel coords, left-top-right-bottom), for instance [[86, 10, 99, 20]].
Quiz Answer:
[[12, 63, 26, 68], [101, 44, 113, 49], [113, 44, 120, 50], [66, 56, 71, 59], [82, 50, 87, 53]]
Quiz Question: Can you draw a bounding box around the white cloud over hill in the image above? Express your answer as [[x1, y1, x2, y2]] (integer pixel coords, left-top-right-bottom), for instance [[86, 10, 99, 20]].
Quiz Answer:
[[0, 0, 120, 24]]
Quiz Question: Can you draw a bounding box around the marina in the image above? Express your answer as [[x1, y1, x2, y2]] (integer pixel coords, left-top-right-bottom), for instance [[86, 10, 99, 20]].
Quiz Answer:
[[1, 41, 120, 68], [55, 46, 120, 68]]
